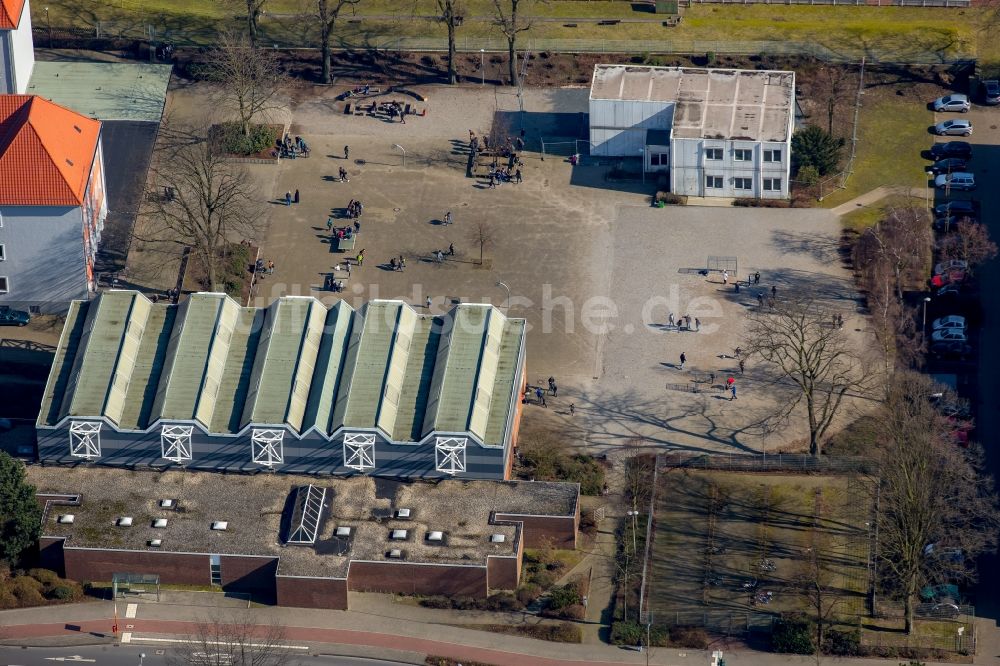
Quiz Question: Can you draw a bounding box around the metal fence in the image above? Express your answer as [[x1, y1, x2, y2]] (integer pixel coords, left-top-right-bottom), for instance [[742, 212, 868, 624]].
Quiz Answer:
[[658, 609, 778, 633], [659, 452, 878, 474], [38, 24, 974, 65]]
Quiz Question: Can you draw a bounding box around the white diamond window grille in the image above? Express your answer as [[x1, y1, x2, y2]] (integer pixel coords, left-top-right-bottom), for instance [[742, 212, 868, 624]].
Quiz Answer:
[[435, 437, 467, 475], [343, 433, 375, 471], [69, 421, 102, 459], [251, 429, 285, 467], [161, 425, 194, 462]]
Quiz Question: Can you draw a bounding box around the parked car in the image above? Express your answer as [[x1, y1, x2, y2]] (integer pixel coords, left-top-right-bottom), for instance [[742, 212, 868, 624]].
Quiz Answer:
[[931, 315, 967, 331], [0, 306, 29, 326], [931, 329, 969, 343], [934, 260, 969, 276], [934, 199, 979, 217], [936, 283, 964, 299], [929, 340, 973, 358], [935, 172, 976, 191], [931, 269, 966, 288], [934, 214, 978, 232], [927, 158, 968, 176], [983, 80, 1000, 106], [934, 119, 973, 136], [930, 141, 973, 160], [932, 94, 971, 112]]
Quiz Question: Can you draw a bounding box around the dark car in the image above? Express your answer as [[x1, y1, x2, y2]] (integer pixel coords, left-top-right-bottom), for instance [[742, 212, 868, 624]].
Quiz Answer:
[[929, 340, 973, 359], [934, 214, 978, 232], [934, 200, 979, 218], [0, 306, 29, 326], [927, 158, 968, 176], [983, 80, 1000, 106], [930, 141, 973, 161]]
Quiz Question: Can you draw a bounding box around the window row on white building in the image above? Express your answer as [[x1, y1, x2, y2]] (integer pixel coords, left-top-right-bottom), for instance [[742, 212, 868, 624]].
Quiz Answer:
[[66, 421, 468, 475]]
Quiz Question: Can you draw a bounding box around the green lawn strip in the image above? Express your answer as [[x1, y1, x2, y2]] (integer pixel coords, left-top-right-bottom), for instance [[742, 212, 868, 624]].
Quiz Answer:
[[840, 194, 924, 232], [820, 99, 931, 210]]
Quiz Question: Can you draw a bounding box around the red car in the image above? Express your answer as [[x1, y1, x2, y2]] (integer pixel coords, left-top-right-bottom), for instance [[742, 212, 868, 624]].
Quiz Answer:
[[931, 269, 966, 288]]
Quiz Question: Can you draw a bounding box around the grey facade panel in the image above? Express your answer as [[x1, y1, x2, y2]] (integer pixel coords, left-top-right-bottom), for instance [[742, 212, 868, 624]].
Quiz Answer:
[[37, 422, 506, 480]]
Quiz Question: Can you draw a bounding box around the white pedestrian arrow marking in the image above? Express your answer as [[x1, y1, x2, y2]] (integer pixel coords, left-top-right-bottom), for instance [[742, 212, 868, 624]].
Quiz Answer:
[[44, 657, 96, 662]]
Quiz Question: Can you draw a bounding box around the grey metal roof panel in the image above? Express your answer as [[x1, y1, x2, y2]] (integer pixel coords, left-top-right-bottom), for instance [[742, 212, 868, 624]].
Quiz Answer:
[[63, 291, 135, 419], [341, 301, 402, 429], [389, 315, 441, 442], [38, 300, 89, 426], [209, 308, 264, 433], [303, 301, 355, 434], [426, 305, 490, 435], [483, 319, 526, 446], [117, 304, 176, 430]]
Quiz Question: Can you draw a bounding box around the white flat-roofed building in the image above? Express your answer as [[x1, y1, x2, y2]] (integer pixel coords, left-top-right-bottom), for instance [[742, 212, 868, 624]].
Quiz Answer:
[[589, 64, 795, 199]]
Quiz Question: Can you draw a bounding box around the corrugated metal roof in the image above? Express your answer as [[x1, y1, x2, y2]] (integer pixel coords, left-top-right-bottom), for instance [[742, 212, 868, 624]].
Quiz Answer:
[[40, 293, 526, 446], [0, 0, 25, 30]]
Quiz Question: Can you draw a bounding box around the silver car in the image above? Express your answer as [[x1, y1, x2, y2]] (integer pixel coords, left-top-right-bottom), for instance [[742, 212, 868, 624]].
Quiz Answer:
[[934, 119, 973, 136], [935, 172, 976, 191], [933, 94, 970, 112]]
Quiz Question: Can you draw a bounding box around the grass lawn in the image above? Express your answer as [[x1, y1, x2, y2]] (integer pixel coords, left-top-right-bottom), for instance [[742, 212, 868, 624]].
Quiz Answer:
[[39, 0, 997, 62], [820, 96, 932, 210], [839, 194, 924, 232]]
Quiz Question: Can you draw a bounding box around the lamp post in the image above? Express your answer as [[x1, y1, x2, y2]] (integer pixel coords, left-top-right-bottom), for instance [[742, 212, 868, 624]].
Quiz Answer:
[[480, 49, 486, 86], [495, 280, 510, 311], [392, 143, 406, 167], [45, 7, 51, 48], [139, 653, 146, 666], [923, 296, 931, 334]]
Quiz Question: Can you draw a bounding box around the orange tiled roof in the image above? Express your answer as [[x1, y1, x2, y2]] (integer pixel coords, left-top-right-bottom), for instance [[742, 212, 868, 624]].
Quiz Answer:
[[0, 95, 102, 206], [0, 0, 26, 30]]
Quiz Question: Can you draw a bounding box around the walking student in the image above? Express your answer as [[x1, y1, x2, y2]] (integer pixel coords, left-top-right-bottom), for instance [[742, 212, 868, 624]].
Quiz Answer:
[[344, 145, 350, 159], [293, 189, 300, 204], [730, 384, 738, 400], [284, 191, 291, 206], [679, 352, 686, 370]]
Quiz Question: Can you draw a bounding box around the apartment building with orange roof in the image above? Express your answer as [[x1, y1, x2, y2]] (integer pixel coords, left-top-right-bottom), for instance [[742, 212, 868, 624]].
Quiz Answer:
[[0, 0, 33, 94], [0, 94, 107, 311]]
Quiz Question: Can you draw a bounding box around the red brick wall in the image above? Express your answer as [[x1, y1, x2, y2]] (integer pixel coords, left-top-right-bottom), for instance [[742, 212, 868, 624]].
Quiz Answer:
[[348, 561, 487, 598], [64, 548, 210, 586], [276, 576, 347, 610], [39, 537, 65, 577], [487, 556, 519, 590], [220, 556, 278, 592], [494, 514, 578, 549]]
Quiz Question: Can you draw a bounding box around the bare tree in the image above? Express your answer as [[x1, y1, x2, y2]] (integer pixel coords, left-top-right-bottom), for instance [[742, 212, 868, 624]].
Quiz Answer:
[[313, 0, 360, 84], [165, 611, 292, 666], [491, 0, 533, 86], [233, 0, 268, 45], [209, 31, 285, 137], [436, 0, 465, 85], [746, 296, 869, 456], [623, 454, 654, 512], [794, 533, 852, 652], [853, 206, 931, 300], [812, 66, 853, 135], [140, 131, 263, 293], [469, 223, 494, 265], [938, 219, 998, 272], [874, 371, 999, 634]]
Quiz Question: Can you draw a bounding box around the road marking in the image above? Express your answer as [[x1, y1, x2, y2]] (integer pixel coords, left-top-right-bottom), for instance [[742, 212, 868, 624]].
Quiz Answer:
[[122, 635, 309, 650], [44, 658, 96, 663], [125, 603, 137, 618], [121, 632, 132, 644]]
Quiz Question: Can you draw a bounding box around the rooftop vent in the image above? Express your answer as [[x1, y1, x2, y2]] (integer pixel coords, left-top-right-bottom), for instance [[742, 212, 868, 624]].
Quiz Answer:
[[426, 531, 444, 542], [117, 517, 133, 527], [390, 529, 408, 540], [489, 533, 506, 543], [211, 521, 229, 531], [160, 499, 175, 508], [152, 518, 168, 528], [387, 548, 404, 559], [148, 539, 162, 547], [66, 159, 74, 167], [57, 514, 75, 524], [335, 526, 352, 537], [395, 508, 412, 519], [73, 125, 82, 133]]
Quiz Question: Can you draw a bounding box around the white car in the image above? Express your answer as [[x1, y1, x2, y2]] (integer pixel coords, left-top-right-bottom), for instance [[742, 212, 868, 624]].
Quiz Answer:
[[934, 260, 969, 276], [932, 315, 967, 331], [931, 329, 968, 343]]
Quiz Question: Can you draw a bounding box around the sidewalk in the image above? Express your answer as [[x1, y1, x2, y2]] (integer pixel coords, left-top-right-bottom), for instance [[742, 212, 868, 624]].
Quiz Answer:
[[1, 601, 995, 666]]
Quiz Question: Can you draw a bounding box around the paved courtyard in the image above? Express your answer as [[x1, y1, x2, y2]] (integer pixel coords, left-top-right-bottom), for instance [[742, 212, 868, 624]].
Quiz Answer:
[[129, 82, 872, 456]]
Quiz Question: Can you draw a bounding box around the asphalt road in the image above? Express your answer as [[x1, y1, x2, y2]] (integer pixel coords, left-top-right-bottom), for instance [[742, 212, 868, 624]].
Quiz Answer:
[[0, 647, 401, 666]]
